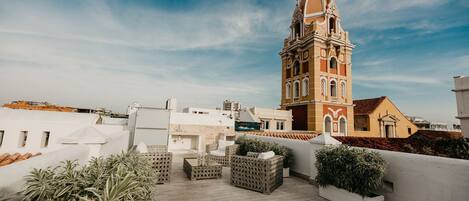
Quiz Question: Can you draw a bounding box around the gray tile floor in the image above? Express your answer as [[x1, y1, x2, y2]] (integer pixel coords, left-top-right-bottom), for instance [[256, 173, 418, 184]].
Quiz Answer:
[[155, 153, 328, 201]]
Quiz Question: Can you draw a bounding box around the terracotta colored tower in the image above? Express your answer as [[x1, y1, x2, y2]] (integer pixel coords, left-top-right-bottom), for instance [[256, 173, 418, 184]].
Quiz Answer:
[[280, 0, 354, 135]]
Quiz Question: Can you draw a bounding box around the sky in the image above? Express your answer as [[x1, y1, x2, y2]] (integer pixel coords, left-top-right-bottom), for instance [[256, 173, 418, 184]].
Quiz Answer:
[[0, 0, 468, 124]]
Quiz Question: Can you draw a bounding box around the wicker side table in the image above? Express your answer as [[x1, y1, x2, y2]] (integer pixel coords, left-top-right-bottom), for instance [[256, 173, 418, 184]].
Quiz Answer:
[[183, 158, 222, 181]]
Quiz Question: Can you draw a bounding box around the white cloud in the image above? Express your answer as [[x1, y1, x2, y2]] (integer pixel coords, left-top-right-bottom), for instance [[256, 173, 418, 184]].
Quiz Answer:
[[354, 75, 442, 85], [338, 0, 450, 31], [0, 0, 290, 111]]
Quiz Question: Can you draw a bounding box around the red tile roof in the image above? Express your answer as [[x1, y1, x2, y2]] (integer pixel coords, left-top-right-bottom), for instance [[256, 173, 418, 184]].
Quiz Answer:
[[239, 131, 320, 141], [0, 152, 41, 167], [353, 96, 387, 115], [3, 101, 76, 112]]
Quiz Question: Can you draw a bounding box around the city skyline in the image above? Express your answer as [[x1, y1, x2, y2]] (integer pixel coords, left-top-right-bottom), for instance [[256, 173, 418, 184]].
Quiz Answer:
[[1, 0, 469, 124]]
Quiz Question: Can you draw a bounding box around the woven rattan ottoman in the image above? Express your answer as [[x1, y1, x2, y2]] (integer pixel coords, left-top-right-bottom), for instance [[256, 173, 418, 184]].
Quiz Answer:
[[183, 158, 222, 181]]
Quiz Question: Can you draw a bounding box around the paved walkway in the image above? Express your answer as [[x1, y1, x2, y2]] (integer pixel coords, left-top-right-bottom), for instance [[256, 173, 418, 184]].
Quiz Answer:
[[155, 153, 327, 201]]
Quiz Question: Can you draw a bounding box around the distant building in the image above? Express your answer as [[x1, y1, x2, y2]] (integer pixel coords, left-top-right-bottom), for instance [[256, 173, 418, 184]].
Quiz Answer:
[[237, 107, 292, 132], [0, 107, 128, 155], [353, 96, 418, 138], [128, 99, 235, 153], [3, 100, 127, 118], [453, 76, 469, 138], [407, 116, 452, 131], [223, 100, 241, 112], [183, 107, 237, 120]]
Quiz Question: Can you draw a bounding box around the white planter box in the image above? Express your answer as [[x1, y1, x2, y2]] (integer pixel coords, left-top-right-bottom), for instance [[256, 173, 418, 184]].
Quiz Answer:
[[283, 168, 290, 178], [319, 185, 384, 201]]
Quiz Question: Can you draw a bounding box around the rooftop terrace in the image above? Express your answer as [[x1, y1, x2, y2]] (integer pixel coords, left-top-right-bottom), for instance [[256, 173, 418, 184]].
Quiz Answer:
[[155, 153, 327, 201]]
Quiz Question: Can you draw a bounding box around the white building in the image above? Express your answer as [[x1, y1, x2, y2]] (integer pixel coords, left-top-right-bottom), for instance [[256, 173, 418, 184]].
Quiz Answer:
[[408, 116, 454, 131], [223, 100, 241, 111], [128, 99, 235, 153], [0, 108, 129, 155], [454, 76, 469, 137], [239, 107, 293, 131], [183, 107, 237, 119]]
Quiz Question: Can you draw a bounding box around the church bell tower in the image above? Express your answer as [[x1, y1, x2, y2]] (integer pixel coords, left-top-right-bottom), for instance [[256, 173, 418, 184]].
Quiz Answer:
[[280, 0, 354, 135]]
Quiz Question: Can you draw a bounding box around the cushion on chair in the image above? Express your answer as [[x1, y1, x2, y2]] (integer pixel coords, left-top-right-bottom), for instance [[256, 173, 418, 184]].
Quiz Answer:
[[136, 142, 148, 153], [217, 140, 235, 151], [257, 151, 275, 160], [210, 150, 226, 157]]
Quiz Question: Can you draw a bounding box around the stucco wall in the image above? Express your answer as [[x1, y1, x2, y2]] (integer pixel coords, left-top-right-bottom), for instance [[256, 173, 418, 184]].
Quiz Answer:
[[454, 76, 469, 138], [247, 134, 469, 201], [355, 98, 418, 138], [372, 148, 469, 201], [0, 108, 126, 154]]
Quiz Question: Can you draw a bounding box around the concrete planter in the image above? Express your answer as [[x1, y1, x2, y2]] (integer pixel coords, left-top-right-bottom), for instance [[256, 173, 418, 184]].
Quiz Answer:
[[319, 185, 384, 201], [283, 168, 290, 178]]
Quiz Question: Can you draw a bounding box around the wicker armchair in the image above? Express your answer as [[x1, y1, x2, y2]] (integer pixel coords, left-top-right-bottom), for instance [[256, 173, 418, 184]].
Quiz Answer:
[[138, 145, 172, 184], [206, 143, 239, 167], [231, 152, 284, 194]]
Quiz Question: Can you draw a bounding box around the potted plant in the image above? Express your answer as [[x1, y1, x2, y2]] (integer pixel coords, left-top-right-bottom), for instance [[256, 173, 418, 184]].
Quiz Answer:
[[236, 136, 293, 177], [22, 151, 156, 201], [315, 145, 386, 201]]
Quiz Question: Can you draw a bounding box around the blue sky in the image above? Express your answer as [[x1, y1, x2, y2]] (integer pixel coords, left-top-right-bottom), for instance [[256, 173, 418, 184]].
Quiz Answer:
[[0, 0, 468, 124]]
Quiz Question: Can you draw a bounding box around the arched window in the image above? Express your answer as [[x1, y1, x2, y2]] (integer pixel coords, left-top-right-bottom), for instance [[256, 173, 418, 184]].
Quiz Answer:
[[329, 17, 336, 33], [324, 116, 332, 133], [330, 57, 337, 69], [293, 61, 300, 76], [302, 78, 309, 96], [321, 78, 327, 96], [339, 117, 346, 135], [293, 81, 300, 98], [341, 81, 346, 97], [293, 22, 302, 39], [330, 80, 337, 97], [285, 82, 291, 99]]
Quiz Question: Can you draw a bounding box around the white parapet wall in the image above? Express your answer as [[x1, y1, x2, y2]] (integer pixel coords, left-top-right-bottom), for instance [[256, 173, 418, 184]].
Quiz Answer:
[[0, 145, 90, 194], [243, 133, 469, 201], [370, 148, 469, 201]]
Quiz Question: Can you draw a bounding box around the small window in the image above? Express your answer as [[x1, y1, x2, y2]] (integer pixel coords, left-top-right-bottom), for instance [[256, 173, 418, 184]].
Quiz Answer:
[[293, 81, 300, 98], [41, 131, 50, 148], [276, 121, 285, 130], [286, 68, 291, 78], [293, 61, 300, 76], [294, 22, 301, 38], [408, 128, 412, 135], [321, 79, 327, 96], [329, 17, 336, 33], [0, 130, 4, 147], [261, 120, 270, 130], [330, 58, 337, 69], [330, 80, 337, 97], [302, 78, 309, 96], [19, 131, 28, 148], [324, 116, 332, 133], [286, 82, 291, 99]]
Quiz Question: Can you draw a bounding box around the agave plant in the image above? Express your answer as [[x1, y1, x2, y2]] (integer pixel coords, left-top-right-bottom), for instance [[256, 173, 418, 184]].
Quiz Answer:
[[22, 151, 156, 201]]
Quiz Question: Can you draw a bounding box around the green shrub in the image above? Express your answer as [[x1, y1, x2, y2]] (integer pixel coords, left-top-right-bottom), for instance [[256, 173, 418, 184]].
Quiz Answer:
[[22, 151, 156, 201], [315, 145, 386, 197], [235, 136, 293, 168], [435, 138, 469, 160]]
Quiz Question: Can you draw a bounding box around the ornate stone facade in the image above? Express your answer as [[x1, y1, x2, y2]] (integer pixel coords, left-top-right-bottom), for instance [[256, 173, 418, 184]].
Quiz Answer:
[[280, 0, 354, 135]]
